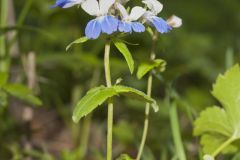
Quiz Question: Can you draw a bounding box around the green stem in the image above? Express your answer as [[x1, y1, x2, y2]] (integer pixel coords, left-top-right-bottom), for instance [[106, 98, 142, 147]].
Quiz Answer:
[[211, 136, 235, 158], [169, 101, 186, 160], [0, 0, 9, 72], [136, 32, 158, 160], [136, 74, 152, 160], [104, 42, 113, 160]]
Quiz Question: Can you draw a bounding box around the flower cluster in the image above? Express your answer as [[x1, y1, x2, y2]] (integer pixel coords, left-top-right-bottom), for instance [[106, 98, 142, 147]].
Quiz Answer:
[[52, 0, 182, 39]]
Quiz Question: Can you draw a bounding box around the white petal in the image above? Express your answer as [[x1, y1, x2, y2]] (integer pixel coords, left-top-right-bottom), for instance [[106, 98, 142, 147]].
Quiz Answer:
[[167, 15, 182, 28], [129, 6, 145, 21], [99, 0, 115, 15], [81, 0, 99, 16], [118, 0, 129, 4], [116, 3, 128, 19], [142, 0, 163, 15]]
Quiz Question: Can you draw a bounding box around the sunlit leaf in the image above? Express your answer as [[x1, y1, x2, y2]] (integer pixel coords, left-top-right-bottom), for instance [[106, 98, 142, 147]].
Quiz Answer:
[[194, 65, 240, 156], [113, 40, 134, 74], [137, 59, 166, 79], [0, 72, 8, 87], [72, 85, 159, 123], [66, 36, 88, 51], [72, 86, 118, 123], [3, 84, 42, 106]]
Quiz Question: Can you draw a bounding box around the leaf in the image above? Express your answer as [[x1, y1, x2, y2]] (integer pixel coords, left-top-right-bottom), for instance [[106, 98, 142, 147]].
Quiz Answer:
[[0, 26, 53, 38], [194, 106, 233, 137], [193, 65, 240, 155], [72, 85, 159, 123], [3, 84, 42, 106], [72, 86, 118, 123], [137, 59, 166, 79], [0, 90, 8, 107], [116, 154, 133, 160], [113, 40, 134, 74], [66, 36, 88, 51], [0, 72, 8, 87], [113, 85, 159, 112], [200, 134, 237, 155]]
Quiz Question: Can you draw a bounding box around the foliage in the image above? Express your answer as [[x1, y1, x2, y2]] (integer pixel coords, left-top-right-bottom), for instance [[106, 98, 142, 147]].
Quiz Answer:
[[0, 72, 42, 107], [194, 65, 240, 158]]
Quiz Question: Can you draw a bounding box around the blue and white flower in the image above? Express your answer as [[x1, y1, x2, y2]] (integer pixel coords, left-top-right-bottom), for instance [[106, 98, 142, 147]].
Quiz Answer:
[[116, 3, 145, 33], [52, 0, 84, 8], [142, 0, 172, 33], [81, 0, 119, 39]]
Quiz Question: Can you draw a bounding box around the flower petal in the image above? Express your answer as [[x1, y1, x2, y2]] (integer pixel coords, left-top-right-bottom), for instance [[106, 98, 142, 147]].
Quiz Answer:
[[81, 0, 99, 16], [118, 21, 132, 33], [100, 16, 118, 34], [99, 0, 115, 15], [151, 16, 172, 33], [116, 3, 128, 20], [131, 22, 145, 32], [167, 15, 182, 28], [51, 0, 83, 8], [85, 19, 101, 39], [142, 0, 163, 15], [129, 6, 145, 21]]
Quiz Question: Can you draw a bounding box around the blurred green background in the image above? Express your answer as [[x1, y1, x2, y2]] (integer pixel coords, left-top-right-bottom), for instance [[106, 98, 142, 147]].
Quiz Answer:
[[0, 0, 240, 159]]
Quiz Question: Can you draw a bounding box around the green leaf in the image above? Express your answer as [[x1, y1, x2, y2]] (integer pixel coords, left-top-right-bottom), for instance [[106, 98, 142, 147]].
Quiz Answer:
[[0, 72, 8, 87], [66, 36, 88, 51], [0, 90, 8, 107], [113, 40, 134, 74], [116, 154, 133, 160], [72, 85, 159, 123], [200, 134, 237, 155], [137, 59, 166, 79], [3, 84, 42, 106], [113, 85, 159, 112], [194, 65, 240, 155], [72, 86, 118, 123]]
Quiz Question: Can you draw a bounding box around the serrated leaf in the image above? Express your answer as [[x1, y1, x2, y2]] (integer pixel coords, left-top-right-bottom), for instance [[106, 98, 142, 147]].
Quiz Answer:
[[113, 85, 159, 112], [3, 84, 42, 106], [194, 106, 233, 137], [194, 65, 240, 156], [66, 36, 88, 51], [0, 72, 8, 87], [113, 40, 134, 74], [137, 59, 166, 79], [72, 86, 118, 123]]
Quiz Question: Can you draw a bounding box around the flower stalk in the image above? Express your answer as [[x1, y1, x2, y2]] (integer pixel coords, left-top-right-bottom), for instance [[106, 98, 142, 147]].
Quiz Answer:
[[104, 42, 113, 160], [136, 31, 158, 160]]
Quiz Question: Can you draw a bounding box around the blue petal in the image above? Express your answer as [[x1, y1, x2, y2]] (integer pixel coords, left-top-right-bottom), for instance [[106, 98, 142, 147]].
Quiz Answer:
[[118, 21, 132, 33], [85, 19, 101, 39], [51, 0, 77, 8], [100, 16, 119, 35], [151, 17, 172, 33], [131, 22, 145, 32]]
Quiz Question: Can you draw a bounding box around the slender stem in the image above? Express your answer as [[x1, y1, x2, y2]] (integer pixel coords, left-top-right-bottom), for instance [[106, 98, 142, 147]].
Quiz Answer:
[[136, 74, 152, 160], [0, 0, 9, 72], [136, 31, 158, 160], [104, 42, 113, 160], [211, 136, 235, 158], [169, 101, 186, 160]]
